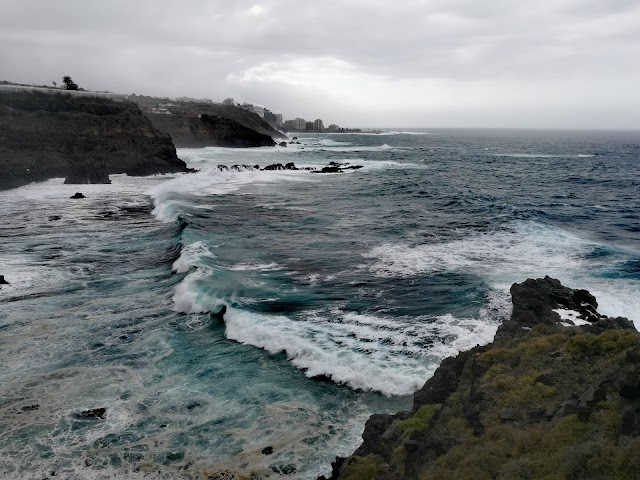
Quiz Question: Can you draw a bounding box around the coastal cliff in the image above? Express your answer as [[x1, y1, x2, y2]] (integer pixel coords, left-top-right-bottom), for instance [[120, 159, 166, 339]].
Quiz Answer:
[[0, 91, 188, 190], [324, 277, 640, 480], [147, 113, 276, 148]]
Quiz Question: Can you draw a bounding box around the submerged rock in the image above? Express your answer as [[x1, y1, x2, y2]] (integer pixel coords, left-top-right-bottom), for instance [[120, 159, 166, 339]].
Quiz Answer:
[[70, 192, 86, 199], [0, 275, 8, 285]]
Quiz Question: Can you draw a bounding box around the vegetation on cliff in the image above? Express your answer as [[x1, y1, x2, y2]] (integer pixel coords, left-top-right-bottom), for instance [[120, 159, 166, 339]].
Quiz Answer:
[[327, 277, 640, 480], [0, 91, 188, 190]]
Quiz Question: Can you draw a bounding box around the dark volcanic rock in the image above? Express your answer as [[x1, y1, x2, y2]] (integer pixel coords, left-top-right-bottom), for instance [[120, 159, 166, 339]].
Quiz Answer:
[[313, 166, 343, 174], [0, 275, 8, 284], [263, 162, 299, 171], [70, 192, 86, 199], [148, 113, 276, 148], [77, 408, 107, 419], [279, 141, 287, 147], [64, 164, 111, 184], [325, 278, 640, 480], [0, 91, 188, 191]]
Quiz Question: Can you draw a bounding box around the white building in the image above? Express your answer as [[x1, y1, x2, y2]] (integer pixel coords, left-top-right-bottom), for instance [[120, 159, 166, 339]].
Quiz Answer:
[[275, 113, 283, 127]]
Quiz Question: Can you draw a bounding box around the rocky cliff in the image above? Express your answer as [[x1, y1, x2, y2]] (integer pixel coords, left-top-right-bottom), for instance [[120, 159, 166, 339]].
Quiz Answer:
[[325, 277, 640, 480], [0, 91, 188, 190], [147, 113, 277, 148], [186, 104, 287, 140]]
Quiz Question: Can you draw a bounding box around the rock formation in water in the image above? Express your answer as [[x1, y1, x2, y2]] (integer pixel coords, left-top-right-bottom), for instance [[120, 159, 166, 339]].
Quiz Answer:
[[147, 113, 277, 148], [0, 91, 188, 190], [323, 276, 640, 480]]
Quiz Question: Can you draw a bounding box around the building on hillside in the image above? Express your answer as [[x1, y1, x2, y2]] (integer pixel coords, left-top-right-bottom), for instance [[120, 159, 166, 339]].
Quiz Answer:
[[252, 105, 265, 118], [314, 119, 324, 131], [149, 107, 172, 115], [263, 109, 277, 126], [275, 113, 283, 127], [222, 97, 235, 105]]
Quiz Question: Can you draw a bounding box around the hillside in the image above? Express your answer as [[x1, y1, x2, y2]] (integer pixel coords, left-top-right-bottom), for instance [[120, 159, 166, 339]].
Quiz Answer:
[[324, 277, 640, 480], [0, 91, 188, 190], [134, 96, 287, 140], [147, 113, 276, 148]]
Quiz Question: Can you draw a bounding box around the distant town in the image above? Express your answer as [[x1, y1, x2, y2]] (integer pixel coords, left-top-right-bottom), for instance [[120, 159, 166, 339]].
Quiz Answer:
[[146, 95, 366, 133], [0, 80, 367, 133]]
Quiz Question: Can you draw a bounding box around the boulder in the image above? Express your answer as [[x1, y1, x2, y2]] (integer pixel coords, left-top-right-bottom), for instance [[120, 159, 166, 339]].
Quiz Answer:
[[70, 192, 86, 199], [0, 275, 8, 285], [279, 142, 287, 147]]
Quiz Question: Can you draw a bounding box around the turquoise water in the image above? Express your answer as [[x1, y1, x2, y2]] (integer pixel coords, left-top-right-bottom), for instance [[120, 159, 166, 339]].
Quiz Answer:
[[1, 129, 639, 479]]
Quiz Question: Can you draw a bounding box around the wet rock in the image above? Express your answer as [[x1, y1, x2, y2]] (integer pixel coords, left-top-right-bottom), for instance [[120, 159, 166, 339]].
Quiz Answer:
[[313, 166, 343, 174], [70, 192, 86, 199], [279, 142, 287, 147], [210, 304, 227, 322], [218, 165, 229, 171], [20, 404, 39, 412], [48, 215, 61, 221], [64, 165, 111, 185], [261, 446, 273, 455], [0, 275, 9, 285], [285, 162, 299, 170], [317, 457, 345, 480], [77, 408, 107, 419], [263, 163, 285, 170]]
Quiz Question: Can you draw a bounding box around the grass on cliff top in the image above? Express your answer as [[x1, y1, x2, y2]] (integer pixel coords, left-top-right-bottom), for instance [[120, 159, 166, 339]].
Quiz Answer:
[[339, 327, 640, 480], [0, 90, 128, 115]]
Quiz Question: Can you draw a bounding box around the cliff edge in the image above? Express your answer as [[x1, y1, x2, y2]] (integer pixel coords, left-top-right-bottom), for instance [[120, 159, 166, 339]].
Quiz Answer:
[[324, 277, 640, 480], [0, 91, 188, 190], [147, 113, 276, 148]]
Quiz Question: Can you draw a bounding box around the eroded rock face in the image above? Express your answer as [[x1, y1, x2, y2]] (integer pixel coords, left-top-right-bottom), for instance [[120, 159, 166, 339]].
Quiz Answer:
[[0, 91, 188, 190], [324, 277, 640, 480], [147, 113, 276, 148]]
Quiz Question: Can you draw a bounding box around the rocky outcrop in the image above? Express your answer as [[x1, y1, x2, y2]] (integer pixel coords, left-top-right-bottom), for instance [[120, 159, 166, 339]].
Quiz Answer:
[[147, 113, 276, 148], [0, 91, 188, 190], [324, 277, 640, 480], [64, 165, 111, 184]]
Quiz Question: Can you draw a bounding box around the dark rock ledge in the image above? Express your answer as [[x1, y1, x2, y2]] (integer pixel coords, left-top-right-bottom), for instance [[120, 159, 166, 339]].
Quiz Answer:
[[321, 276, 640, 480]]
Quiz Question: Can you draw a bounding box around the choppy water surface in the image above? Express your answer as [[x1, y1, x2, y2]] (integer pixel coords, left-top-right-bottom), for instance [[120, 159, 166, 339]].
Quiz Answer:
[[1, 129, 639, 479]]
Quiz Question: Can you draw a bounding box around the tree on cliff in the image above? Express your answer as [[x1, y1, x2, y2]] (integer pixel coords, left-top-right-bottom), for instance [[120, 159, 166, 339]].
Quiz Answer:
[[62, 76, 79, 91]]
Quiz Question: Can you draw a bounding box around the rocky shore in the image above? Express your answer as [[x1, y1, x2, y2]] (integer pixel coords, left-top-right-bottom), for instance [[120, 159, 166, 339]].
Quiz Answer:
[[0, 91, 189, 190], [322, 277, 640, 480]]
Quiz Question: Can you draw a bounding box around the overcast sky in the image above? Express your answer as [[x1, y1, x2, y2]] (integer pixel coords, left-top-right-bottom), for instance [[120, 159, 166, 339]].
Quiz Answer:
[[1, 0, 639, 128]]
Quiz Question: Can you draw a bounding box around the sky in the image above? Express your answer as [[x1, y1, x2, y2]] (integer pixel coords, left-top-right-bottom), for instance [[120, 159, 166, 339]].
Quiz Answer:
[[1, 0, 640, 128]]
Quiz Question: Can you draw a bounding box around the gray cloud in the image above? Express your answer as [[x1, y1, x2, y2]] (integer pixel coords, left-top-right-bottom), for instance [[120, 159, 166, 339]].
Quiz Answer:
[[1, 0, 639, 127]]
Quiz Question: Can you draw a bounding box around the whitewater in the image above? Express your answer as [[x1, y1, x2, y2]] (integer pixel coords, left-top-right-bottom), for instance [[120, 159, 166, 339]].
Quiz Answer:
[[1, 128, 639, 479]]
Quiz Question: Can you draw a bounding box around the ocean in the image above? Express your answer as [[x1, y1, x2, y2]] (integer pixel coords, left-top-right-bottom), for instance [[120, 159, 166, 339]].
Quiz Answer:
[[1, 129, 639, 479]]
